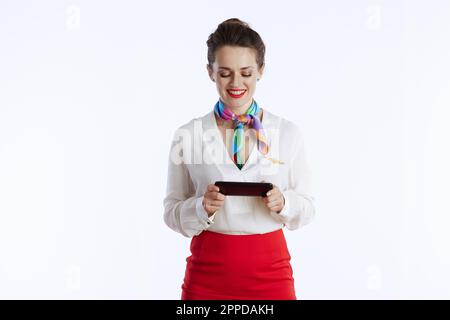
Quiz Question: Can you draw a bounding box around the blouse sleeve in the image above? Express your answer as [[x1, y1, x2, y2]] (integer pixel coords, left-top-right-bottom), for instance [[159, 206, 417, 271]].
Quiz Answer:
[[269, 125, 316, 230], [163, 129, 216, 238]]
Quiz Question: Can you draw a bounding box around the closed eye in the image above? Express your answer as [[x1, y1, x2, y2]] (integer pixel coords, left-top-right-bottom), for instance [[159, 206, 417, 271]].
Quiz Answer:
[[220, 74, 252, 78]]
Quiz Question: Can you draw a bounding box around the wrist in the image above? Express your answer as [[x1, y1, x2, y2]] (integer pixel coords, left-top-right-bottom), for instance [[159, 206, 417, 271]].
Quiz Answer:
[[202, 198, 214, 216]]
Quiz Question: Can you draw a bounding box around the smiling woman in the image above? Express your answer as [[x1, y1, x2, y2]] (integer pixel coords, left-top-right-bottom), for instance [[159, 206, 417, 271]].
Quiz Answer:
[[163, 18, 316, 300], [206, 19, 265, 115]]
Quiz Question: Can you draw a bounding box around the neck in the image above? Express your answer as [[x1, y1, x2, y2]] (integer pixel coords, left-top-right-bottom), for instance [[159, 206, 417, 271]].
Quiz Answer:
[[222, 98, 254, 115]]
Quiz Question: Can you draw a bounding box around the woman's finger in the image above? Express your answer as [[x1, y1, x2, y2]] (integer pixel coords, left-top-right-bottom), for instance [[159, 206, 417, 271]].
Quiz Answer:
[[266, 189, 280, 198], [267, 199, 281, 208], [205, 192, 224, 201], [205, 199, 224, 207], [207, 184, 219, 192], [214, 192, 225, 200], [267, 193, 282, 203]]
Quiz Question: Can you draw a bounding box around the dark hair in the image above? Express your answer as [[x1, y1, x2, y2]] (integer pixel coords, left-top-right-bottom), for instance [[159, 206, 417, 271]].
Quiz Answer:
[[206, 18, 265, 71]]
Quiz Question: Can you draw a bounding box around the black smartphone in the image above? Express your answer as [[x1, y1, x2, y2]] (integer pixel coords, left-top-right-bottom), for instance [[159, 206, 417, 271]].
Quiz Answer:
[[214, 181, 273, 197]]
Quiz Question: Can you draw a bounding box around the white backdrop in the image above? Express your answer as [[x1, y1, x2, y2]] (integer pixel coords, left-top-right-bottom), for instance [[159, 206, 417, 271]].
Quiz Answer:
[[0, 0, 449, 299]]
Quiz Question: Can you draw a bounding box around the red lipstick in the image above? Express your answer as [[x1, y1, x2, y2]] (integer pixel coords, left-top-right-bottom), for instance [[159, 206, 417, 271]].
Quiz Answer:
[[227, 89, 247, 99]]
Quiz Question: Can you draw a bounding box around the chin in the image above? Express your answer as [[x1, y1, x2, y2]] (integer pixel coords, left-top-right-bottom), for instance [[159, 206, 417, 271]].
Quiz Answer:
[[221, 95, 251, 107]]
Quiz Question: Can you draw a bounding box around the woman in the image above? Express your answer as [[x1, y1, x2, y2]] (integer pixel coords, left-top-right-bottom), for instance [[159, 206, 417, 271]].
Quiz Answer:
[[163, 18, 315, 300]]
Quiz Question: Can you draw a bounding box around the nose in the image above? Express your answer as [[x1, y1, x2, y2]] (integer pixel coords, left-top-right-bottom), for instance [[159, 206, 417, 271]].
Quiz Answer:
[[230, 74, 243, 88]]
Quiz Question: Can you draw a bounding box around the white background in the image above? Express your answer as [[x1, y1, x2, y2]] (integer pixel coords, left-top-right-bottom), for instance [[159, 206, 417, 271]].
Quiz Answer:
[[0, 0, 449, 299]]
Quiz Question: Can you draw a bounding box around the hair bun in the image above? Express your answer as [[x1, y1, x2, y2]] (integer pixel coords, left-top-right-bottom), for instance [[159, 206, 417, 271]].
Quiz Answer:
[[221, 18, 249, 28]]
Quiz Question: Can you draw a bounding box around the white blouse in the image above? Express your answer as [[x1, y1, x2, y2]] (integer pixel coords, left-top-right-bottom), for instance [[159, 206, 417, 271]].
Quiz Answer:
[[163, 108, 315, 237]]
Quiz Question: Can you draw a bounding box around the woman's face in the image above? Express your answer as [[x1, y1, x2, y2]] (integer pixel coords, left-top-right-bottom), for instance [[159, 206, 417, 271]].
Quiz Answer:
[[207, 45, 264, 114]]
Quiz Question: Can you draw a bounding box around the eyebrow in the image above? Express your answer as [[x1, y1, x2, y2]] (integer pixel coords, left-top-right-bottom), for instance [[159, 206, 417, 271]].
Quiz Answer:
[[218, 66, 254, 70]]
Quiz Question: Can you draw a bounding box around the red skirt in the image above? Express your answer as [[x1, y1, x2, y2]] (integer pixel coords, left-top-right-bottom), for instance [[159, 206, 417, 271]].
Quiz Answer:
[[181, 228, 297, 300]]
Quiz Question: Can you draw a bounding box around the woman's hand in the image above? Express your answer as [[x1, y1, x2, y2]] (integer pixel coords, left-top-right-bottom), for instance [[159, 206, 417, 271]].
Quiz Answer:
[[202, 184, 226, 217], [262, 185, 285, 213]]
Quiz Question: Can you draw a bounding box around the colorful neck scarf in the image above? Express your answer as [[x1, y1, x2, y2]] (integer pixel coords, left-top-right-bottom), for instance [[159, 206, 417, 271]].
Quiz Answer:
[[214, 98, 269, 169]]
